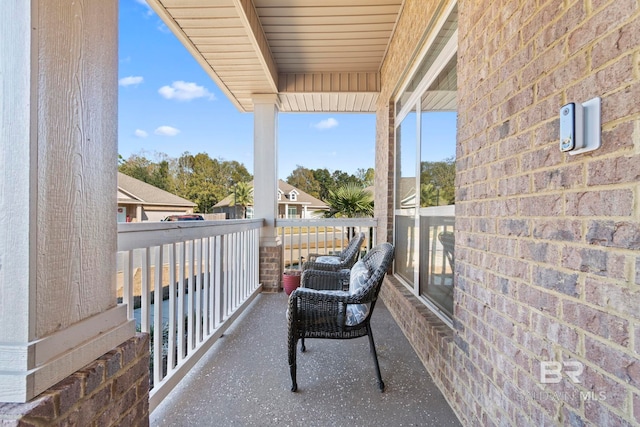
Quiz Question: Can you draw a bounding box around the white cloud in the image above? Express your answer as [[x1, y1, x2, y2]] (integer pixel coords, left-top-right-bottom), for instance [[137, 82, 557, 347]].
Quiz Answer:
[[134, 129, 148, 138], [135, 0, 154, 16], [119, 76, 144, 87], [154, 126, 180, 136], [313, 118, 339, 130], [158, 81, 215, 101]]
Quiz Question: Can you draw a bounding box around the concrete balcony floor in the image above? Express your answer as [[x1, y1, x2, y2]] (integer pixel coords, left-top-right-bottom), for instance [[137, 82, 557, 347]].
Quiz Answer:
[[151, 292, 461, 426]]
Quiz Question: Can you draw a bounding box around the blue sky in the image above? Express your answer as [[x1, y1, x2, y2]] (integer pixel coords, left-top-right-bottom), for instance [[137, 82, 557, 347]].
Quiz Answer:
[[118, 0, 377, 180]]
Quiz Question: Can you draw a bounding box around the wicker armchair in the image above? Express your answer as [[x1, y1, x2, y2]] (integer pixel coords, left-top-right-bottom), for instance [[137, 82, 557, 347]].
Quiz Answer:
[[302, 232, 365, 272], [287, 242, 395, 392]]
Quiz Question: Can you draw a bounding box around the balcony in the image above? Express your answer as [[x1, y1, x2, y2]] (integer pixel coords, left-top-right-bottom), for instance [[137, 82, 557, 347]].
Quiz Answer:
[[117, 219, 460, 425], [150, 292, 460, 426]]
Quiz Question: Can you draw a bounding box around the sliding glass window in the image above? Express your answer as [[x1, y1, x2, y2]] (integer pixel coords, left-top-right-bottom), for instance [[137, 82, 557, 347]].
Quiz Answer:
[[394, 4, 457, 321]]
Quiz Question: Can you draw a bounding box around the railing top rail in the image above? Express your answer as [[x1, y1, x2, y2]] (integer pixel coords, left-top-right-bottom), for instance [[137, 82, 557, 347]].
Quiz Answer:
[[117, 219, 264, 251], [276, 218, 377, 227]]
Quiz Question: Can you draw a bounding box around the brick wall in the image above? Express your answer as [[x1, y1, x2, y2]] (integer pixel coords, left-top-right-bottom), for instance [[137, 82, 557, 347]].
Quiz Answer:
[[377, 0, 640, 425], [260, 243, 283, 292], [0, 333, 150, 426]]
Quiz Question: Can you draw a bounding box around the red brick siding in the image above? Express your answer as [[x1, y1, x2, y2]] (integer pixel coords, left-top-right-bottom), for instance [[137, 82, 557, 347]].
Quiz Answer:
[[377, 0, 640, 425], [0, 334, 150, 426]]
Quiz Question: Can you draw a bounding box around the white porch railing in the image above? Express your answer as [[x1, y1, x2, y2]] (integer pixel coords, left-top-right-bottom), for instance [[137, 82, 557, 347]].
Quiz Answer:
[[276, 218, 378, 270], [117, 219, 262, 412]]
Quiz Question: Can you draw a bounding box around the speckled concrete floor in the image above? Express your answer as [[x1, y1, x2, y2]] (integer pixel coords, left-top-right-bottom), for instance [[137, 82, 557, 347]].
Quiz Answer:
[[150, 292, 462, 427]]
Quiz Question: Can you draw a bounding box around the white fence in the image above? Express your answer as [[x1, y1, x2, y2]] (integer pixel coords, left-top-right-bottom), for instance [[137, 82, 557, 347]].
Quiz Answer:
[[117, 219, 262, 412], [276, 218, 378, 270]]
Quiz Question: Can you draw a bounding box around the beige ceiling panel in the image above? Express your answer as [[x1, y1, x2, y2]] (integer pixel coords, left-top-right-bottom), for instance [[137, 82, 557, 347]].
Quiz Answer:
[[259, 15, 397, 26], [161, 0, 231, 6], [181, 27, 247, 37], [176, 18, 244, 28], [254, 0, 401, 7], [167, 6, 238, 19], [262, 23, 395, 33], [268, 34, 390, 42], [152, 0, 403, 112], [275, 50, 385, 59], [271, 45, 386, 53], [255, 5, 401, 17]]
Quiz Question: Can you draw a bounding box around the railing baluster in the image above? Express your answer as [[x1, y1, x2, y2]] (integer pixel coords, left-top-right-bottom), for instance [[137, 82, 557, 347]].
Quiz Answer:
[[178, 242, 186, 362], [153, 245, 164, 385], [210, 235, 215, 331], [123, 250, 134, 320], [223, 234, 229, 319], [187, 240, 195, 353], [195, 238, 202, 343], [323, 226, 327, 255], [168, 243, 176, 372], [203, 236, 210, 337], [141, 248, 151, 333], [215, 235, 222, 328]]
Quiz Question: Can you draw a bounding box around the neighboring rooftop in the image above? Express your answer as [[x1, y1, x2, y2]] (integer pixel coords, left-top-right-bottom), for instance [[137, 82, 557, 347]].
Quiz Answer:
[[213, 179, 328, 209], [118, 172, 197, 207]]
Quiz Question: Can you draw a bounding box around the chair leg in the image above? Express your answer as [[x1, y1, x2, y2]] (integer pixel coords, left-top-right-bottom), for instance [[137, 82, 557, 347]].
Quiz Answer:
[[367, 329, 385, 392], [288, 331, 298, 392], [300, 337, 306, 352], [289, 363, 298, 392]]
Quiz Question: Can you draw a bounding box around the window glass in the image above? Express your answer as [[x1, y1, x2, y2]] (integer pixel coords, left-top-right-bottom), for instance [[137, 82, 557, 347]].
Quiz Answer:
[[418, 57, 457, 318], [396, 111, 417, 213], [394, 6, 457, 321], [394, 111, 418, 285]]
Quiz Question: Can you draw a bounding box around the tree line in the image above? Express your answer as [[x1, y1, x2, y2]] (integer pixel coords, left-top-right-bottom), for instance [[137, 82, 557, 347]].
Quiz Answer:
[[118, 152, 376, 214]]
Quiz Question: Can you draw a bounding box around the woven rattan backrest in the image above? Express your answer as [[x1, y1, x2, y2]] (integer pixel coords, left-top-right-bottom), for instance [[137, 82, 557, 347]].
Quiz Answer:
[[350, 242, 394, 303], [339, 232, 366, 265]]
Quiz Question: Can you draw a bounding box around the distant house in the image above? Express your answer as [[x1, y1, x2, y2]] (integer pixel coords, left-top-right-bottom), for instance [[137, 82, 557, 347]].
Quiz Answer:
[[213, 180, 329, 219], [117, 172, 197, 222]]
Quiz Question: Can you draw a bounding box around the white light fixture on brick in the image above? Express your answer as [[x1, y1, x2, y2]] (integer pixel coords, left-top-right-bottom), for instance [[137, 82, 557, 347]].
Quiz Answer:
[[560, 96, 601, 155]]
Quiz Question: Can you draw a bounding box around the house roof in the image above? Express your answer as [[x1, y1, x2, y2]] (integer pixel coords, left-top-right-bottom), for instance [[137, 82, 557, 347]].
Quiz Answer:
[[145, 0, 405, 113], [213, 179, 328, 209], [117, 172, 197, 207]]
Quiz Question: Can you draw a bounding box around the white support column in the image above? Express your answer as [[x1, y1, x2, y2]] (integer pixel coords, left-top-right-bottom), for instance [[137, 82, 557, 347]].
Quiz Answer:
[[253, 94, 280, 242], [0, 0, 134, 403]]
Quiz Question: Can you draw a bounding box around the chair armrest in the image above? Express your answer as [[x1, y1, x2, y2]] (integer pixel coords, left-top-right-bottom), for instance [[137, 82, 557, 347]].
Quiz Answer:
[[302, 260, 349, 272], [301, 269, 350, 291], [306, 253, 323, 263], [290, 287, 350, 302]]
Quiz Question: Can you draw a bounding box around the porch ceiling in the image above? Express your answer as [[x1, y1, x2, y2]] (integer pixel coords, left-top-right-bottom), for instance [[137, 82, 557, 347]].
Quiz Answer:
[[146, 0, 404, 113]]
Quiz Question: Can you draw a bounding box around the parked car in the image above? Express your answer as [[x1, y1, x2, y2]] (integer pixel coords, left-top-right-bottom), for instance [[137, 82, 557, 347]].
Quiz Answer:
[[162, 214, 205, 221]]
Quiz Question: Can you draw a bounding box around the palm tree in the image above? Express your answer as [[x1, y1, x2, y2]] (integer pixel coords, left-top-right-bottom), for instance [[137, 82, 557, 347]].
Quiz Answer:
[[324, 183, 373, 241], [420, 183, 439, 207], [230, 181, 253, 218], [324, 183, 373, 218]]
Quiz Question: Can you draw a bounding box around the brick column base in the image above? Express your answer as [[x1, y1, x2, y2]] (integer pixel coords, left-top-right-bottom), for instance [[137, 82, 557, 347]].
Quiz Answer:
[[260, 241, 283, 292], [0, 333, 150, 426]]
